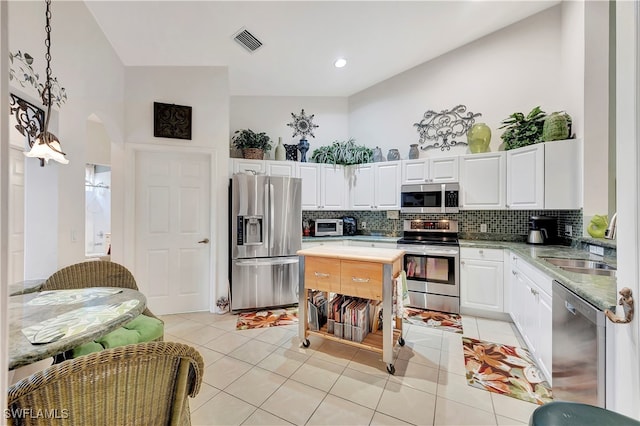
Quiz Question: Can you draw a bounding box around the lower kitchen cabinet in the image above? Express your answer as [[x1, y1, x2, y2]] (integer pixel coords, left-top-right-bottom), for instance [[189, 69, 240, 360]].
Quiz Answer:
[[460, 248, 504, 313], [348, 240, 398, 249], [509, 253, 553, 382], [301, 239, 345, 250]]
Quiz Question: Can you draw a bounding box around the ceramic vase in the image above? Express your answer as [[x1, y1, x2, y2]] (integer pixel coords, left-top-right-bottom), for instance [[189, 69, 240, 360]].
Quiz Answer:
[[298, 139, 309, 162], [372, 147, 384, 162], [284, 144, 298, 161], [387, 149, 400, 161], [408, 144, 419, 159], [467, 123, 492, 153], [274, 137, 286, 161]]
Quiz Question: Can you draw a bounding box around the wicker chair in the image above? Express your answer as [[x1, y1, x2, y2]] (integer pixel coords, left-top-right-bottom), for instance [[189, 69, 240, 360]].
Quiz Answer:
[[7, 342, 204, 426], [41, 260, 161, 322]]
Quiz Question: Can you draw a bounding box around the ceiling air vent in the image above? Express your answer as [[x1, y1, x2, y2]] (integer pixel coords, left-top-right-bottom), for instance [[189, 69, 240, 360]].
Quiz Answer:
[[233, 28, 263, 53]]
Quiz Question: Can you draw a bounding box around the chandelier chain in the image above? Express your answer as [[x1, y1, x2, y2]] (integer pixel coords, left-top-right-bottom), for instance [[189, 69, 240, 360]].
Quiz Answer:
[[43, 0, 52, 108]]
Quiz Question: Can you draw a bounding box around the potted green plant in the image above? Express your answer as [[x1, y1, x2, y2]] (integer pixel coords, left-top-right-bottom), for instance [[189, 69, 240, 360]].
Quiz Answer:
[[499, 106, 546, 150], [310, 138, 373, 165], [232, 129, 272, 159]]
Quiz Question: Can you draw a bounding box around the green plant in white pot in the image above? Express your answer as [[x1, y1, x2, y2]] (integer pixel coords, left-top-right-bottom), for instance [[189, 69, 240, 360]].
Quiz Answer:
[[232, 129, 272, 159]]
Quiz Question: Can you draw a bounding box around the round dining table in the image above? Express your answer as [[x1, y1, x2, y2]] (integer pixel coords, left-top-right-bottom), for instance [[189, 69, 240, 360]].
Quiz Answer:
[[8, 287, 147, 370]]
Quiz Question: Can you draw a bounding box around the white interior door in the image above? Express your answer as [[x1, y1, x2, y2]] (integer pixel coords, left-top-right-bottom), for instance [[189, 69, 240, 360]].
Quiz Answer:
[[9, 147, 25, 285], [135, 151, 211, 314]]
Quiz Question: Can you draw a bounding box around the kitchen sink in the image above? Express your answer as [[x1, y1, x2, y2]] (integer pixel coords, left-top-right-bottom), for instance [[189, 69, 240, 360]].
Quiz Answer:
[[542, 257, 616, 277]]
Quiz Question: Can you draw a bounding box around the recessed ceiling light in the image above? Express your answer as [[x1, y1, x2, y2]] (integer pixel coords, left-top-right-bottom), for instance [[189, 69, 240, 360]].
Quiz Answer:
[[334, 58, 347, 68]]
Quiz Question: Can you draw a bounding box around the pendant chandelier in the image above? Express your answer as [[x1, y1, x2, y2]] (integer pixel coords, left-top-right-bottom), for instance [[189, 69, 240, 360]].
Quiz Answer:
[[24, 0, 68, 166]]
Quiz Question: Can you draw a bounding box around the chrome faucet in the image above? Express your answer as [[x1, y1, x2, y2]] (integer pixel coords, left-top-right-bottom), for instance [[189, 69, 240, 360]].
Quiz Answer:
[[605, 212, 617, 239]]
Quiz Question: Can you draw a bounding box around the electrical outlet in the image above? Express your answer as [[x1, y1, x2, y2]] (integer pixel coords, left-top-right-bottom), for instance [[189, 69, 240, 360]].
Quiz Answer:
[[589, 244, 605, 256], [361, 221, 367, 229], [480, 224, 487, 233], [565, 225, 573, 237]]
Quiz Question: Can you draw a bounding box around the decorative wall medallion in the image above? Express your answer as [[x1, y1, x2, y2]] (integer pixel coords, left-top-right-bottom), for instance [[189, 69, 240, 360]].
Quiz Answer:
[[414, 104, 481, 151], [153, 102, 192, 140], [9, 93, 44, 148], [286, 108, 319, 139]]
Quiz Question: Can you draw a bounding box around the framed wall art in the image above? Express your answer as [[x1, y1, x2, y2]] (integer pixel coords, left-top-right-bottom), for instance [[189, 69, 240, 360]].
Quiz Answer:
[[153, 102, 192, 140]]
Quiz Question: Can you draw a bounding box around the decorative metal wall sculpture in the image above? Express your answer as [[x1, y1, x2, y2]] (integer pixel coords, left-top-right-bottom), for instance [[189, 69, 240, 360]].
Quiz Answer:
[[153, 102, 192, 140], [9, 93, 45, 149], [413, 104, 481, 151], [286, 109, 319, 139]]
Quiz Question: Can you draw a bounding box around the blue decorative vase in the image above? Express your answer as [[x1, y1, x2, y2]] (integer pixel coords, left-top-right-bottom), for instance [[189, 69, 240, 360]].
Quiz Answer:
[[298, 139, 310, 162]]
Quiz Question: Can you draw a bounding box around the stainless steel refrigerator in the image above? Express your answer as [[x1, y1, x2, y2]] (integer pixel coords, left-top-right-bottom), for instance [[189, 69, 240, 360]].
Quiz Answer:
[[230, 173, 302, 311]]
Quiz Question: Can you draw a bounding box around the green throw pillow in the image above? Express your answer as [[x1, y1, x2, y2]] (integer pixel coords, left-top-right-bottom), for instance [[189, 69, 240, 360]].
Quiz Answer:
[[72, 341, 105, 358], [123, 315, 164, 342]]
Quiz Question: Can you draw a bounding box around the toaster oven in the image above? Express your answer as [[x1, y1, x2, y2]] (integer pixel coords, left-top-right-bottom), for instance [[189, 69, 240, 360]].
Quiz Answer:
[[314, 219, 343, 236]]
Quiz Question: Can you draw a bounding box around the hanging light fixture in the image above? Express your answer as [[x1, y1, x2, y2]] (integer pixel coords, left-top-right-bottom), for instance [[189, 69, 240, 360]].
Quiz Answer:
[[24, 0, 68, 166]]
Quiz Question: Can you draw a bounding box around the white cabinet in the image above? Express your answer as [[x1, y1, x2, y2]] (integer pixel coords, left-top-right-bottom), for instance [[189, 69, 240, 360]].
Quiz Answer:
[[401, 157, 459, 185], [505, 139, 583, 210], [506, 144, 544, 209], [298, 163, 346, 210], [266, 160, 297, 177], [508, 253, 553, 382], [350, 162, 401, 210], [231, 158, 265, 175], [460, 248, 504, 313], [459, 152, 506, 209]]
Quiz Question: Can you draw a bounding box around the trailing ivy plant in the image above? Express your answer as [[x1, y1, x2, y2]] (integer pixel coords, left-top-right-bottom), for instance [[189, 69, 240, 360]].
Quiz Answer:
[[310, 138, 373, 165], [9, 50, 67, 107], [499, 106, 546, 150]]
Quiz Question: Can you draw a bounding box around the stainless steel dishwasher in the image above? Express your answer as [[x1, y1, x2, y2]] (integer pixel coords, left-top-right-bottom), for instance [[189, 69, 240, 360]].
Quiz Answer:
[[552, 280, 606, 408]]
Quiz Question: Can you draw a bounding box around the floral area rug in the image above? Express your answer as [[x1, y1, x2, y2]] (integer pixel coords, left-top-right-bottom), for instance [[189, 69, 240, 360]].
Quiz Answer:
[[403, 307, 463, 334], [463, 337, 553, 405], [236, 307, 298, 330]]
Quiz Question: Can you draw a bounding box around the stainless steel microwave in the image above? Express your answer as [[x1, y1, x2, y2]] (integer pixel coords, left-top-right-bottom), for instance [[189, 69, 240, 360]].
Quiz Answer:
[[401, 183, 460, 213], [314, 219, 344, 236]]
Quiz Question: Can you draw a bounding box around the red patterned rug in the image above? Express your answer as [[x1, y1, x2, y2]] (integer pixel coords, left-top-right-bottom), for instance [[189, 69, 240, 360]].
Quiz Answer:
[[463, 337, 553, 405], [403, 307, 463, 334], [236, 307, 298, 330]]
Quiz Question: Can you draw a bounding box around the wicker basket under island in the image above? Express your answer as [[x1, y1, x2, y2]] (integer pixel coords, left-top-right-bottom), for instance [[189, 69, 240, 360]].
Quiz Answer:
[[297, 245, 405, 374]]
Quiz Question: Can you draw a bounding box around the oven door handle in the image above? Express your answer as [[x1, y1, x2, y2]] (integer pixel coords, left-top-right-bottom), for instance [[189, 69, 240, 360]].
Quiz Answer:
[[402, 248, 459, 256]]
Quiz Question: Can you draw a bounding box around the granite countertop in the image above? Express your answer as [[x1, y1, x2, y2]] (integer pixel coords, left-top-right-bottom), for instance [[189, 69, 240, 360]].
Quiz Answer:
[[302, 235, 400, 244], [459, 240, 617, 311]]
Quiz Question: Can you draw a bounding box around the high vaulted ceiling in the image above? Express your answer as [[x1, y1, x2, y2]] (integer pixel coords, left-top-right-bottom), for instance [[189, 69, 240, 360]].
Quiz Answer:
[[85, 1, 560, 97]]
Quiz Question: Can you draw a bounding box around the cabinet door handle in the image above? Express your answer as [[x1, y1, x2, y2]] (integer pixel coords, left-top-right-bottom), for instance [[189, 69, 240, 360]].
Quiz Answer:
[[479, 249, 484, 255], [461, 260, 465, 265], [512, 270, 517, 276], [351, 276, 370, 283], [314, 272, 330, 278]]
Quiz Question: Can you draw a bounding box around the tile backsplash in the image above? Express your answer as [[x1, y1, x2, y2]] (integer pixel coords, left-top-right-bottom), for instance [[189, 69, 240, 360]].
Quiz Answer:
[[302, 209, 583, 243]]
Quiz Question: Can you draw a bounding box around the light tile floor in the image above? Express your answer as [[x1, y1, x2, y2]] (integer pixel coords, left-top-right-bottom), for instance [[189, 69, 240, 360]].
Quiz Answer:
[[160, 312, 539, 426]]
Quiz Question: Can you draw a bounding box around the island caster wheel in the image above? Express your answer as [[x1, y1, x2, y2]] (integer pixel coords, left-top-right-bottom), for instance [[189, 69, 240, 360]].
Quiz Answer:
[[386, 364, 396, 375], [302, 339, 310, 348], [398, 337, 405, 347]]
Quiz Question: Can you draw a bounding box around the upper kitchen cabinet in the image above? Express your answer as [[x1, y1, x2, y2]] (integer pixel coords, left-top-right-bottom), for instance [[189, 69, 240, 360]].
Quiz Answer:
[[230, 158, 266, 175], [506, 144, 544, 209], [459, 152, 506, 210], [350, 161, 401, 210], [505, 139, 582, 210], [401, 157, 459, 185], [266, 160, 297, 177], [298, 163, 347, 210]]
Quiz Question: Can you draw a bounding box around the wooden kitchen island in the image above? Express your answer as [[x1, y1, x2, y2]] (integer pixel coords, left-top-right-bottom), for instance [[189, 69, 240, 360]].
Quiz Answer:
[[297, 245, 405, 374]]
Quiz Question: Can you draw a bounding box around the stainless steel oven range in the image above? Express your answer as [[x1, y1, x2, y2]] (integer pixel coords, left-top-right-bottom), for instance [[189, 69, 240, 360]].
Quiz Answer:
[[397, 219, 460, 314]]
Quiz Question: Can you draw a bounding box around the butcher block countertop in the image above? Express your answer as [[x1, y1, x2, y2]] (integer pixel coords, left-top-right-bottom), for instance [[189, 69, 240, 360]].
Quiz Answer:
[[297, 246, 405, 264]]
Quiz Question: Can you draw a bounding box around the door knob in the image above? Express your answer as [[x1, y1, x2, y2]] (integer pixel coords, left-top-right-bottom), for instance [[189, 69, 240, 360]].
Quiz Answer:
[[198, 238, 210, 244]]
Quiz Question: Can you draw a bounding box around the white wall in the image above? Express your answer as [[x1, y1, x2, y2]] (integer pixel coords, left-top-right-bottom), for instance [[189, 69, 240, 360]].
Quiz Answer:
[[8, 0, 125, 273], [123, 66, 230, 312], [608, 1, 639, 417], [230, 96, 349, 160], [86, 119, 111, 166], [348, 6, 567, 160]]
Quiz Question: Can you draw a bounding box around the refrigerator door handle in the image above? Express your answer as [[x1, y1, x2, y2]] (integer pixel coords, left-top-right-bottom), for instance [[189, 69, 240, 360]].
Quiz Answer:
[[234, 258, 299, 266], [270, 183, 275, 250]]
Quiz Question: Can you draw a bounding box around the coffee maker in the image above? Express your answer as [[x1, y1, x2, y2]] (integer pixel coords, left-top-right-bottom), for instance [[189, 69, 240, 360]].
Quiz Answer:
[[528, 216, 558, 245]]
